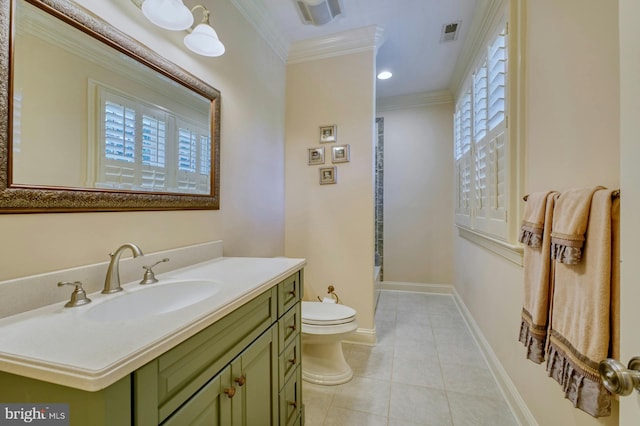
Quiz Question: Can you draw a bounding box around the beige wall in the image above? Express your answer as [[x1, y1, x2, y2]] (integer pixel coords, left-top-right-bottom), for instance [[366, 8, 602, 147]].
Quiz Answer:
[[377, 103, 454, 284], [0, 0, 286, 283], [454, 0, 620, 424], [284, 52, 377, 331], [618, 0, 640, 423]]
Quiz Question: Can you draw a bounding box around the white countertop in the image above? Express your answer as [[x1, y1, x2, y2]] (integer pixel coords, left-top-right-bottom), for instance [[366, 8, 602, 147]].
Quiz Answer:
[[0, 257, 305, 392]]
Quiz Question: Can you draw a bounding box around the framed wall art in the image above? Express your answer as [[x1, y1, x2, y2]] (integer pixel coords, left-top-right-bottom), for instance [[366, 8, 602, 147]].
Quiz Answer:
[[331, 144, 350, 163], [319, 166, 337, 185], [319, 125, 337, 143], [308, 147, 325, 165]]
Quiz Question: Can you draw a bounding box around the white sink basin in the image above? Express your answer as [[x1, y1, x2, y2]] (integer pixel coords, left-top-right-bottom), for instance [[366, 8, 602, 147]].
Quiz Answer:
[[83, 280, 223, 322]]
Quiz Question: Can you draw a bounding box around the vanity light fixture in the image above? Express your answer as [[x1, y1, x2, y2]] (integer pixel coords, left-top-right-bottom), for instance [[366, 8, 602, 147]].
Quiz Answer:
[[183, 5, 225, 57], [377, 71, 392, 80], [141, 0, 193, 31], [134, 0, 225, 57]]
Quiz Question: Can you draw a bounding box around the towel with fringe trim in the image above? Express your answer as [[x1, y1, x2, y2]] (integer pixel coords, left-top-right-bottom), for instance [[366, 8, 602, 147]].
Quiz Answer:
[[519, 191, 556, 248], [519, 191, 558, 363], [550, 187, 604, 264], [546, 188, 619, 418]]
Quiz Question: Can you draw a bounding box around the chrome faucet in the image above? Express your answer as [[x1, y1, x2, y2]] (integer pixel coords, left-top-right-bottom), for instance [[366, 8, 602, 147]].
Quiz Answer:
[[102, 243, 144, 294]]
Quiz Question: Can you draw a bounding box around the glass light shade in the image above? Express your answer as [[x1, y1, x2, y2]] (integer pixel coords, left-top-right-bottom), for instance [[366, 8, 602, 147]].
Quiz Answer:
[[184, 24, 226, 57], [377, 71, 393, 80], [141, 0, 193, 31]]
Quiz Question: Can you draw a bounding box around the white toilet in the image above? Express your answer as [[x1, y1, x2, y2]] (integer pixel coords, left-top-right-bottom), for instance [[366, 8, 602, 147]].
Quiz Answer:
[[301, 301, 358, 385]]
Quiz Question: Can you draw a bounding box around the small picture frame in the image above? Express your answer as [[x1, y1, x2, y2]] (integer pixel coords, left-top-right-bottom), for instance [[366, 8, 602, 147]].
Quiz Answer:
[[307, 147, 325, 165], [319, 166, 337, 185], [319, 125, 337, 143], [331, 144, 350, 163]]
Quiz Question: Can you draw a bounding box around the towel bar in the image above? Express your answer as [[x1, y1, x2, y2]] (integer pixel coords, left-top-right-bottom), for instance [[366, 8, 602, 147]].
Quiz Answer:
[[523, 189, 620, 202]]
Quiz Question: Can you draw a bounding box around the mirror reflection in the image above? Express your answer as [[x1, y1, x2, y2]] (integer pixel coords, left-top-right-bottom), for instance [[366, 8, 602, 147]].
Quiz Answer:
[[10, 0, 217, 198]]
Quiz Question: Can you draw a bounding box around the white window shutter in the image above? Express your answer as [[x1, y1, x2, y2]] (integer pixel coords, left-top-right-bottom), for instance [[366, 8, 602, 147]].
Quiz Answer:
[[488, 29, 506, 131], [473, 62, 488, 142], [455, 152, 473, 227], [474, 131, 508, 239], [454, 24, 509, 241], [176, 125, 210, 193], [104, 101, 135, 163]]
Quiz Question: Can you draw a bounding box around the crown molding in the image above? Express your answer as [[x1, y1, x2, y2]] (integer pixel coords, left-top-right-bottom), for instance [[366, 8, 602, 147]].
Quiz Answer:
[[376, 90, 453, 112], [229, 0, 290, 62], [287, 25, 385, 64]]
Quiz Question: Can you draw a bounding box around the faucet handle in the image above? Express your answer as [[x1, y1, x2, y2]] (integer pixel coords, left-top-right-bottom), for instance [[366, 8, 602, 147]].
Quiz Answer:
[[140, 258, 170, 285], [57, 281, 92, 308]]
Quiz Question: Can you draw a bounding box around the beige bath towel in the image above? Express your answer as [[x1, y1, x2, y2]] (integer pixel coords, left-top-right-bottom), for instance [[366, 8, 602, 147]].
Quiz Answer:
[[550, 187, 604, 264], [546, 188, 619, 418], [519, 191, 558, 363], [519, 191, 556, 248]]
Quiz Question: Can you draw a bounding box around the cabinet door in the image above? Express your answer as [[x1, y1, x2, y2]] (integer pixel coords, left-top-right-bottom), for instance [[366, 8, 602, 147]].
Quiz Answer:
[[162, 367, 232, 426], [230, 325, 278, 426]]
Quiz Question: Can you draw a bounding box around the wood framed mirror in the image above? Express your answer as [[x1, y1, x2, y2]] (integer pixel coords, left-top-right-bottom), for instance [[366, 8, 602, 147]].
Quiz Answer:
[[0, 0, 221, 213]]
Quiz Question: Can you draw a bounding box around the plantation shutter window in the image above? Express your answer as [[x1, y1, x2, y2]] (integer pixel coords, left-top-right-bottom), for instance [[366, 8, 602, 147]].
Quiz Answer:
[[473, 63, 488, 142], [104, 101, 136, 163], [94, 85, 211, 194], [453, 24, 509, 241], [488, 29, 506, 131], [176, 123, 211, 193]]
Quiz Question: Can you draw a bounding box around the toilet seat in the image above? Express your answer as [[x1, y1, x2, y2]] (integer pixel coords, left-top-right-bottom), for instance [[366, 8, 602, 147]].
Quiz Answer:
[[301, 301, 356, 326]]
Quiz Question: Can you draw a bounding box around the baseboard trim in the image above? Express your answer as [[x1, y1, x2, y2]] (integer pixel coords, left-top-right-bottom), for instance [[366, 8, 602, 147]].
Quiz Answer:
[[379, 281, 453, 294], [452, 288, 537, 426], [344, 327, 377, 346]]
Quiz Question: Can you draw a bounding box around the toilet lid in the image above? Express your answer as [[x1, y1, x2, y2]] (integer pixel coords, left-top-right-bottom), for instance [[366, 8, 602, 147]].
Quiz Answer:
[[302, 301, 356, 326]]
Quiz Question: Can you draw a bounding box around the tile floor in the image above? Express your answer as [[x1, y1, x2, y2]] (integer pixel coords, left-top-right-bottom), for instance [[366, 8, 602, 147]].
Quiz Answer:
[[302, 290, 519, 426]]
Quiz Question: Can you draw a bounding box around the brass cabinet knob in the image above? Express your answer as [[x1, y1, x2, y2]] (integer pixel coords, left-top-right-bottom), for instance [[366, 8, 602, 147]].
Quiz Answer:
[[224, 387, 236, 398], [288, 400, 297, 409], [234, 375, 246, 387], [288, 289, 296, 297], [287, 324, 296, 331], [288, 358, 297, 365]]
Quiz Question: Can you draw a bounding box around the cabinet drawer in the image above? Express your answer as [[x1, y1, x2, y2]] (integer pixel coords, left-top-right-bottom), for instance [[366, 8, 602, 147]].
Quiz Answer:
[[278, 336, 300, 390], [279, 366, 302, 426], [155, 287, 277, 422], [278, 303, 300, 354], [278, 272, 301, 317]]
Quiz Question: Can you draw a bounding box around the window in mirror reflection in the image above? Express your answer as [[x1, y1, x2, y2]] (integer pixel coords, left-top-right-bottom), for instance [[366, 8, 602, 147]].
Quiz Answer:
[[92, 84, 210, 194], [10, 0, 216, 198]]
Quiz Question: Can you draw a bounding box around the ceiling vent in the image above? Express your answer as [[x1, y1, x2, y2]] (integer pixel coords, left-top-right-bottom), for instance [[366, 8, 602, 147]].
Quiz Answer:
[[295, 0, 343, 26], [440, 21, 461, 42]]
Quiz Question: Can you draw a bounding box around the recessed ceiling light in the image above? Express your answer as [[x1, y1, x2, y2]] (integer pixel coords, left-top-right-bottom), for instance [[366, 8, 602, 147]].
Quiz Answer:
[[377, 71, 392, 80]]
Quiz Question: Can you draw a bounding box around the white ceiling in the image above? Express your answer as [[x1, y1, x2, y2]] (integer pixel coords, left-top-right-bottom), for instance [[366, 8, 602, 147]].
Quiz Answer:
[[250, 0, 478, 99]]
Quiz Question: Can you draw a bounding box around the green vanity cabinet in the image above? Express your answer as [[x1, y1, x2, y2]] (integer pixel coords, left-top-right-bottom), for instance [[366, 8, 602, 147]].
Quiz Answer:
[[277, 272, 303, 426], [0, 372, 131, 426], [162, 326, 278, 426], [135, 270, 303, 425], [0, 269, 303, 426]]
